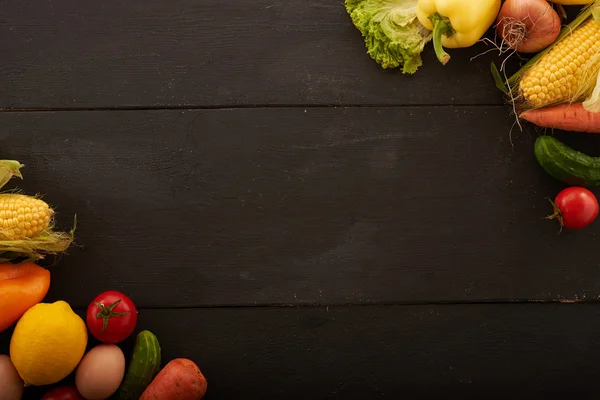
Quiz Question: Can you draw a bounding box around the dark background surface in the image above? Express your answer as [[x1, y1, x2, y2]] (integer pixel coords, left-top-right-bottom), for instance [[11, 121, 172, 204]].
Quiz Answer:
[[2, 1, 600, 399]]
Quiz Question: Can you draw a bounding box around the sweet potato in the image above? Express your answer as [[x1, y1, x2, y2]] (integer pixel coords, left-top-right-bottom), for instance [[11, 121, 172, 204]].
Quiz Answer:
[[520, 103, 600, 133], [140, 358, 207, 400]]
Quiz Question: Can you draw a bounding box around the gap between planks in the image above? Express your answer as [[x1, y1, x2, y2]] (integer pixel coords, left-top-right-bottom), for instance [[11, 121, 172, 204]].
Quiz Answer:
[[88, 298, 600, 311], [0, 103, 507, 113]]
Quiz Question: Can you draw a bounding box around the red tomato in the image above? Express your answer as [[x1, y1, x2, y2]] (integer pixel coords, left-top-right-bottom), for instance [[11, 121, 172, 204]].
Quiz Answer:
[[86, 290, 138, 344], [548, 187, 599, 230], [41, 386, 84, 400]]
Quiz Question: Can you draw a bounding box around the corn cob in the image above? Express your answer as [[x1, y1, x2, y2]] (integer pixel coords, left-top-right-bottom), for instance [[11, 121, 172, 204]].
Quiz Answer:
[[0, 194, 53, 240], [518, 18, 600, 109], [0, 160, 75, 263]]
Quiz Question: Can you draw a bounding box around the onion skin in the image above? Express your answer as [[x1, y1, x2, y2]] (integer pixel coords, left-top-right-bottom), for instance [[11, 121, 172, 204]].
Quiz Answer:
[[496, 0, 561, 53], [548, 0, 594, 4]]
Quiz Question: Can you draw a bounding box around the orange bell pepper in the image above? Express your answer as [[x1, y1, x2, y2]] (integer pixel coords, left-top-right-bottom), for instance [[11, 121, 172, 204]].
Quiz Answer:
[[0, 262, 50, 333]]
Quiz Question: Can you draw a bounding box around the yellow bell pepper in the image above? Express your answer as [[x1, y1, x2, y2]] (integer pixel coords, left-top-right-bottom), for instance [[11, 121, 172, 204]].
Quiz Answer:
[[416, 0, 501, 65]]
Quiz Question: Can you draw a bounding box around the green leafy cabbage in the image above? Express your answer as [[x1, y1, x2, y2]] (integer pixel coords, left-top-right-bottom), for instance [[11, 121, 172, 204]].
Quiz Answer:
[[345, 0, 432, 74]]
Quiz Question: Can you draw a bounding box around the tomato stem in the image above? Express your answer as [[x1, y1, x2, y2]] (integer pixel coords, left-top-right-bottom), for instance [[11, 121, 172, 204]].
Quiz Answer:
[[95, 299, 131, 333], [544, 198, 564, 234]]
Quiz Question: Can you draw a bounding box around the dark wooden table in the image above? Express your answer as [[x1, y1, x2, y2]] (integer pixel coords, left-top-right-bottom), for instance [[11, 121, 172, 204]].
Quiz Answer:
[[2, 1, 600, 399]]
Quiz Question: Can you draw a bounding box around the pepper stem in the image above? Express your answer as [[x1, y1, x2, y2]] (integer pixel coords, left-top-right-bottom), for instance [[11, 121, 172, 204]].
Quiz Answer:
[[95, 299, 131, 333], [428, 13, 455, 65]]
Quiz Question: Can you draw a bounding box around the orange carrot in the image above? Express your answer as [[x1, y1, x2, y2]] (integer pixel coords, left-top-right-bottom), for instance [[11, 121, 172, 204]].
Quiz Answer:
[[520, 103, 600, 133]]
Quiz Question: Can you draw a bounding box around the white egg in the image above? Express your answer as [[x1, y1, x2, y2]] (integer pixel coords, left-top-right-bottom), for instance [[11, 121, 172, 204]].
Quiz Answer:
[[75, 344, 125, 400]]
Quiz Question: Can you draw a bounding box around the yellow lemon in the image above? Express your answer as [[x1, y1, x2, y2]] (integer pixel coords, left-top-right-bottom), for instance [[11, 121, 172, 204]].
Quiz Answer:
[[10, 300, 88, 386]]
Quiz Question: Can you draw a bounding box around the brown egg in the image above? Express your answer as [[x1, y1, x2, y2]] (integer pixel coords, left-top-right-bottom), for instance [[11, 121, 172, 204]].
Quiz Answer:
[[0, 354, 24, 400], [75, 344, 125, 400]]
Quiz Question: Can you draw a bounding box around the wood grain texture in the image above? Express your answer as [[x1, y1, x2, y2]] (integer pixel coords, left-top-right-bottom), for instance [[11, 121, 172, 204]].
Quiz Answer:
[[1, 108, 600, 307], [3, 304, 600, 399], [0, 0, 509, 109]]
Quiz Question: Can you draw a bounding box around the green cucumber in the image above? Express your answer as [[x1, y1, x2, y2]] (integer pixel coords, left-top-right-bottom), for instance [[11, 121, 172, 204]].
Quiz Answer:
[[534, 135, 600, 188], [116, 330, 162, 400]]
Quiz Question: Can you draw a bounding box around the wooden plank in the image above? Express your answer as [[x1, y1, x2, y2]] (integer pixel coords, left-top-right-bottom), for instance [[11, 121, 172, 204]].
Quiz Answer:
[[3, 303, 600, 399], [1, 108, 600, 307], [0, 0, 508, 109]]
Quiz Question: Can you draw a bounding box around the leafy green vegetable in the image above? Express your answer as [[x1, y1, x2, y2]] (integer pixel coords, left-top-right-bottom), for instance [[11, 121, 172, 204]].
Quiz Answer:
[[345, 0, 432, 74]]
